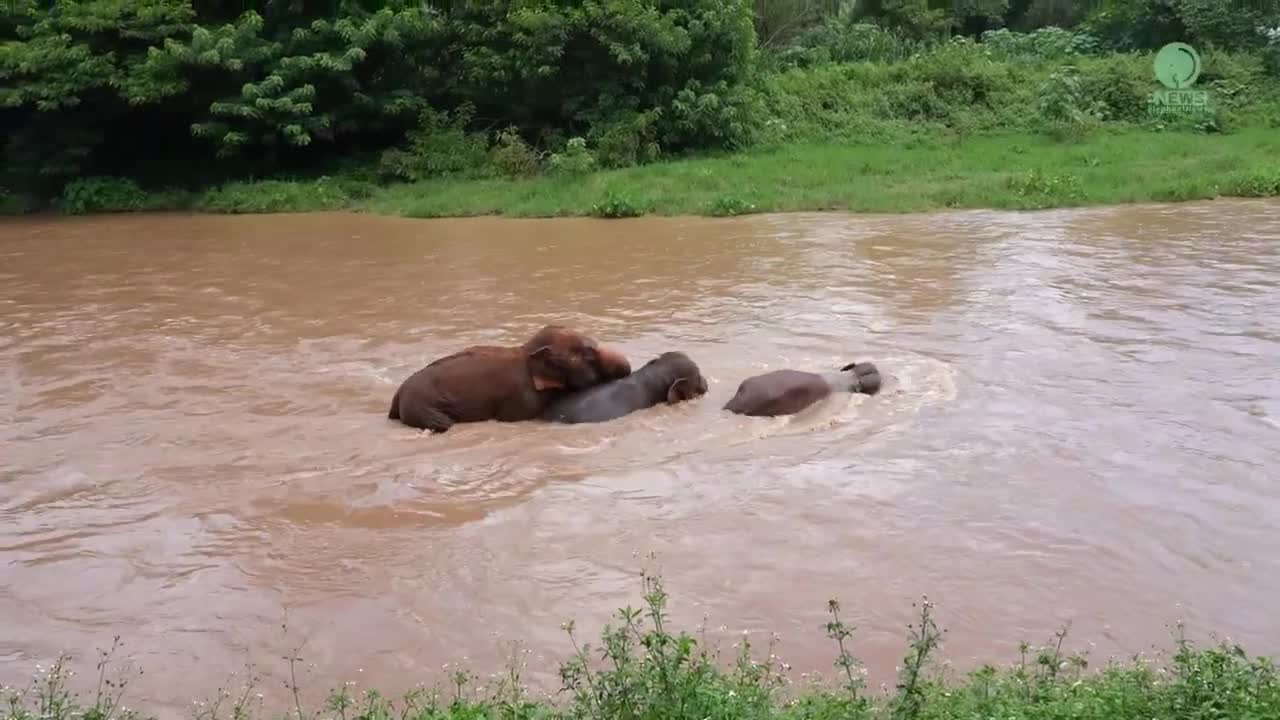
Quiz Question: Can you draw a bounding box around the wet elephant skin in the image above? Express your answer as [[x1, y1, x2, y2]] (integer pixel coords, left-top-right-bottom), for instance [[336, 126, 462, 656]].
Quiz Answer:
[[541, 351, 708, 424], [723, 361, 881, 417], [389, 324, 632, 432]]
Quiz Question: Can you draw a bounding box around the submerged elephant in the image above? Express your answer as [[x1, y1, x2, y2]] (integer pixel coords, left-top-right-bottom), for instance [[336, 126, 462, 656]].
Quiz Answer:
[[540, 351, 708, 424], [723, 361, 881, 417], [388, 325, 632, 432]]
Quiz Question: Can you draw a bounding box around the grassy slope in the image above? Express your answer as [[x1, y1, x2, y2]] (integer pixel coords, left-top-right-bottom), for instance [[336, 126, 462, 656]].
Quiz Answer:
[[185, 127, 1280, 219]]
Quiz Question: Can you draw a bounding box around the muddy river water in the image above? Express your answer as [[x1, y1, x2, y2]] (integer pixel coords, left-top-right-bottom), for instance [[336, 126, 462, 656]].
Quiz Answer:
[[2, 201, 1279, 716]]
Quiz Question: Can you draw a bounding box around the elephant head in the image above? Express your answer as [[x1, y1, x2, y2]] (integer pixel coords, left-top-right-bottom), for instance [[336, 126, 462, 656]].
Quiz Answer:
[[523, 325, 631, 391]]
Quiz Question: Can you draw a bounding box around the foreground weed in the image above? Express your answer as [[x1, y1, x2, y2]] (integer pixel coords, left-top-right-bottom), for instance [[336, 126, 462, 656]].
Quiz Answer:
[[891, 596, 943, 720], [2, 637, 142, 720], [823, 599, 866, 701], [7, 578, 1280, 720], [559, 572, 782, 720]]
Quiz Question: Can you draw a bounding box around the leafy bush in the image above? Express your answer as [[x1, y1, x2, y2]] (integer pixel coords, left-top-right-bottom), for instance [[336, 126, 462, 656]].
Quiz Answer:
[[1038, 65, 1104, 139], [763, 42, 1017, 140], [1179, 0, 1275, 51], [1082, 0, 1184, 51], [589, 111, 662, 169], [591, 193, 645, 218], [865, 0, 952, 42], [981, 27, 1103, 59], [548, 138, 598, 176], [781, 20, 921, 67], [1266, 27, 1280, 76], [1077, 56, 1154, 122], [194, 177, 365, 214], [1006, 168, 1085, 206], [0, 189, 38, 216], [706, 196, 759, 215], [664, 82, 766, 153], [895, 39, 1021, 120], [1082, 0, 1280, 52], [1223, 168, 1280, 196], [58, 177, 148, 215], [378, 106, 490, 182], [489, 127, 542, 179]]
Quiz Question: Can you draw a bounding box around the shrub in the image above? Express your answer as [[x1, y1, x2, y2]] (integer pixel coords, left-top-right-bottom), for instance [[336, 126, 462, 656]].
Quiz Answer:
[[785, 20, 921, 66], [894, 40, 1021, 121], [1006, 168, 1085, 206], [590, 193, 645, 218], [758, 41, 1052, 140], [548, 138, 597, 176], [1038, 65, 1105, 139], [980, 27, 1103, 60], [706, 196, 759, 216], [663, 81, 766, 153], [1077, 56, 1153, 122], [489, 127, 542, 179], [560, 575, 789, 720], [1179, 0, 1275, 51], [1218, 167, 1280, 196], [1266, 27, 1280, 76], [1, 189, 39, 216], [58, 177, 148, 215], [760, 63, 893, 141], [194, 177, 362, 213], [1081, 0, 1184, 51], [377, 105, 490, 182], [589, 111, 662, 169]]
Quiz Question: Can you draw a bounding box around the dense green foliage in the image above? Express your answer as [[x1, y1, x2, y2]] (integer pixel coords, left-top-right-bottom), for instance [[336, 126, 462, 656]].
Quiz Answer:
[[5, 577, 1280, 720], [2, 0, 1279, 214]]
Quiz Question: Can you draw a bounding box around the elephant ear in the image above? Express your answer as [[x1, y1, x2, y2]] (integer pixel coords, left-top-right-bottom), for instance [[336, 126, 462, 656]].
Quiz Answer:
[[666, 377, 689, 404], [528, 345, 564, 391]]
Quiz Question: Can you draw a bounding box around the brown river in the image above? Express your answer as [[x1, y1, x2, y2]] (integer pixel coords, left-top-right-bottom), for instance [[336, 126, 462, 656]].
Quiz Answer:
[[2, 201, 1279, 716]]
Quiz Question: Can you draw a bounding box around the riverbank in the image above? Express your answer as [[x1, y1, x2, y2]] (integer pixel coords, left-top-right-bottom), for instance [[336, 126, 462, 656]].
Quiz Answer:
[[4, 580, 1278, 720], [11, 126, 1277, 221], [7, 1, 1280, 222], [365, 126, 1280, 218]]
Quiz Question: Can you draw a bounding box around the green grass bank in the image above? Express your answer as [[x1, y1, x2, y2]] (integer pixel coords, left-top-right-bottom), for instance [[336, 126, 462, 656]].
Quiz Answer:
[[5, 576, 1279, 720], [246, 127, 1280, 218], [16, 126, 1280, 221]]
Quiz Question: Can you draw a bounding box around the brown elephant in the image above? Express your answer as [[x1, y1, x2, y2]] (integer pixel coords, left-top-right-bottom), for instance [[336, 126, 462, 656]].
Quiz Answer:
[[388, 325, 632, 433], [723, 361, 881, 417]]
